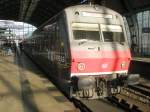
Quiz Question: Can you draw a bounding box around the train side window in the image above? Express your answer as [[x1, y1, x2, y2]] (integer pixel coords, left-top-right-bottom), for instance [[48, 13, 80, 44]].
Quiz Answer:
[[58, 15, 70, 63], [44, 22, 57, 50], [55, 23, 59, 47]]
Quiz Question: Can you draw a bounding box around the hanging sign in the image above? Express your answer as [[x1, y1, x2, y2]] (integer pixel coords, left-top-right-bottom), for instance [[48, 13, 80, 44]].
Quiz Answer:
[[142, 27, 150, 33]]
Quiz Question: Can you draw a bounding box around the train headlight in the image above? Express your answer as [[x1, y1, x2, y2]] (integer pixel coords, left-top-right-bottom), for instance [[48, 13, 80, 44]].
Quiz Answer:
[[121, 62, 126, 69], [77, 63, 85, 71]]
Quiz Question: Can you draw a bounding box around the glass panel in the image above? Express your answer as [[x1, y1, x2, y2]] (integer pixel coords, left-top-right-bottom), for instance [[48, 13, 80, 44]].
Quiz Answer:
[[103, 31, 125, 42], [72, 23, 99, 31], [101, 25, 125, 42], [73, 30, 100, 41], [82, 12, 113, 19], [72, 23, 100, 41]]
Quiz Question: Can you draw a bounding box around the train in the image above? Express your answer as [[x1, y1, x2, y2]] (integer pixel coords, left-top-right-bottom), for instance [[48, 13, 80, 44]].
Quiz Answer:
[[23, 4, 131, 99]]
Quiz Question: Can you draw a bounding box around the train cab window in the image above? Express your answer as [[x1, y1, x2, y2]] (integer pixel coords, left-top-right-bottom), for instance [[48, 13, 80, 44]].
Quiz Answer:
[[101, 25, 125, 43], [72, 23, 100, 41]]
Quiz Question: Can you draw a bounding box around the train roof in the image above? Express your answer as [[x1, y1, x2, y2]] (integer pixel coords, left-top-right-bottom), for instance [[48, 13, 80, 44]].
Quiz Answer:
[[64, 4, 122, 17], [38, 4, 122, 31]]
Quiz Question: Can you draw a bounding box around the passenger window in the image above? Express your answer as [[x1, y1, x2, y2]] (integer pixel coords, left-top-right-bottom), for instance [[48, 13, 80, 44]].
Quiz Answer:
[[101, 25, 125, 42], [103, 31, 125, 42], [73, 30, 100, 41], [72, 23, 100, 41]]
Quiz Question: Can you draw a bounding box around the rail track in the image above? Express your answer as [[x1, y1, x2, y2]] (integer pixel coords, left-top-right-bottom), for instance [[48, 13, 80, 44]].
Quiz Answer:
[[72, 95, 144, 112], [114, 83, 150, 112], [107, 96, 142, 112], [72, 98, 124, 112], [122, 84, 150, 104], [71, 82, 150, 112]]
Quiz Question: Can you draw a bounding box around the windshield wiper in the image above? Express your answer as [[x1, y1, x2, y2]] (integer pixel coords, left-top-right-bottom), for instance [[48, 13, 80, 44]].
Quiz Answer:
[[119, 42, 125, 45], [78, 39, 88, 45]]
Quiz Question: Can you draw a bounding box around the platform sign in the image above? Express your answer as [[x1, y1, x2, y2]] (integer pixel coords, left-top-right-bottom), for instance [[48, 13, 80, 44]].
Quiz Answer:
[[142, 27, 150, 33]]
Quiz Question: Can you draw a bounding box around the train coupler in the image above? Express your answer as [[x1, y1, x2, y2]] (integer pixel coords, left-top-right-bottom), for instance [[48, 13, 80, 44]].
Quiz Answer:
[[127, 74, 140, 85]]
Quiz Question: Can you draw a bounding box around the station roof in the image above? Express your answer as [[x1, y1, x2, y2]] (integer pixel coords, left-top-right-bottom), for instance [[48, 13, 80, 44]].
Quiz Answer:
[[0, 0, 150, 27]]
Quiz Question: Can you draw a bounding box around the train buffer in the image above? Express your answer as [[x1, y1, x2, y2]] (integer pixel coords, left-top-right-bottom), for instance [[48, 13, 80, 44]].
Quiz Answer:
[[0, 54, 78, 112], [127, 74, 140, 85]]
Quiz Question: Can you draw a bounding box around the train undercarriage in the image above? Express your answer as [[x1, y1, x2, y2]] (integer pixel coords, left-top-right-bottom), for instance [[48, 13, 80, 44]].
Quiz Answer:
[[70, 74, 138, 99]]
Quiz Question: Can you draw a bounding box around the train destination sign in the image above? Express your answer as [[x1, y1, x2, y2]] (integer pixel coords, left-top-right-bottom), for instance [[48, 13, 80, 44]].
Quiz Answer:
[[82, 12, 113, 18]]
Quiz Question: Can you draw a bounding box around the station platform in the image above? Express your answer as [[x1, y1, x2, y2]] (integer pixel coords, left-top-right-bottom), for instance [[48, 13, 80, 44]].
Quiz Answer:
[[0, 53, 77, 112]]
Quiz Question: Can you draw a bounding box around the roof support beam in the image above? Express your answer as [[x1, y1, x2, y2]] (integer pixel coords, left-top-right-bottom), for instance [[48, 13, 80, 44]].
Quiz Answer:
[[19, 0, 31, 21], [24, 0, 40, 21], [122, 0, 134, 15], [19, 0, 39, 21]]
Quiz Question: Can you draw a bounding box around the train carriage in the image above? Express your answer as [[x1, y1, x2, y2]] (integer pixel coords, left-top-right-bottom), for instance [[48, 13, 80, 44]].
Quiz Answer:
[[23, 4, 131, 99]]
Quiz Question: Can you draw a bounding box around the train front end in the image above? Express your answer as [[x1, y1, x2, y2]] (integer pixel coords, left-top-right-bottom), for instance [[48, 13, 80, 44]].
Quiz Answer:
[[67, 8, 131, 98]]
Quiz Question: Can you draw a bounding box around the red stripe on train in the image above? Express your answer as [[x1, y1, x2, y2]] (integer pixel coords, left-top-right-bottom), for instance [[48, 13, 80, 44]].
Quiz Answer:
[[71, 50, 131, 74]]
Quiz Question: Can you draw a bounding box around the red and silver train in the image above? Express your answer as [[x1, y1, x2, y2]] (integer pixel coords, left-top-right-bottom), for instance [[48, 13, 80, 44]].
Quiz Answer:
[[23, 5, 131, 99]]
